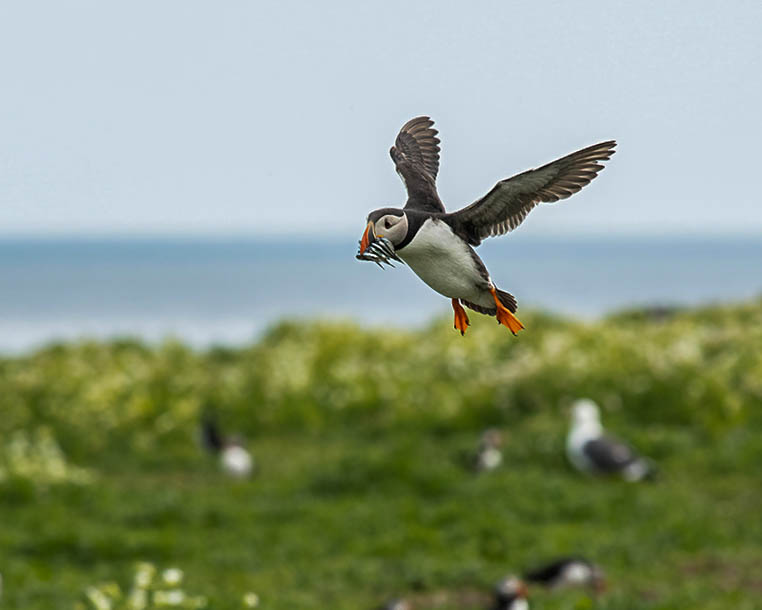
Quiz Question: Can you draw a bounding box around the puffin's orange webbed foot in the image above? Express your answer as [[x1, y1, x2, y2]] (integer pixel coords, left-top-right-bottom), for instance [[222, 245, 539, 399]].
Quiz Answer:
[[490, 286, 524, 336], [451, 298, 470, 336]]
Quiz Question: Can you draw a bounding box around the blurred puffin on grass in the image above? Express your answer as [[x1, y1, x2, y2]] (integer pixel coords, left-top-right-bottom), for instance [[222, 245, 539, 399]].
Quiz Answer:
[[200, 411, 254, 479]]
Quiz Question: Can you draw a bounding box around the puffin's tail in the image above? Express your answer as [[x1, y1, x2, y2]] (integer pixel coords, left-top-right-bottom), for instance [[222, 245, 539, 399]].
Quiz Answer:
[[461, 289, 518, 315], [461, 287, 524, 335], [492, 287, 523, 335], [496, 289, 518, 313]]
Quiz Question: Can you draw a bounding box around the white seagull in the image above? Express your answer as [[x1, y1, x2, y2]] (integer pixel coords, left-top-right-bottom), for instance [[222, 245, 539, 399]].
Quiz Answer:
[[566, 399, 654, 481]]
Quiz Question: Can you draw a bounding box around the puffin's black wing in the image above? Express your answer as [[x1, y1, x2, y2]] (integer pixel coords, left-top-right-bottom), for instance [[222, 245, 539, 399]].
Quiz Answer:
[[394, 115, 441, 180], [446, 140, 616, 245], [390, 116, 445, 214], [525, 557, 588, 585], [583, 435, 638, 473]]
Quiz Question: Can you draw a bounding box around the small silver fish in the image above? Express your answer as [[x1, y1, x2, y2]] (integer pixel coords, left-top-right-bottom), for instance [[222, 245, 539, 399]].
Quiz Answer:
[[356, 236, 404, 269]]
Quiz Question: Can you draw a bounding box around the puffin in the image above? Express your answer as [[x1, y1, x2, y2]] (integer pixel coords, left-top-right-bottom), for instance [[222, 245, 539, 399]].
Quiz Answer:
[[493, 576, 530, 610], [357, 116, 616, 336], [524, 557, 605, 592], [378, 599, 411, 610], [201, 415, 254, 478], [566, 399, 654, 481], [473, 428, 503, 472]]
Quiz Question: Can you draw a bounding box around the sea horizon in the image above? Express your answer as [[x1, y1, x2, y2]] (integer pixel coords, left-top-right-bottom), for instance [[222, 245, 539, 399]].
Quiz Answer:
[[1, 233, 760, 354]]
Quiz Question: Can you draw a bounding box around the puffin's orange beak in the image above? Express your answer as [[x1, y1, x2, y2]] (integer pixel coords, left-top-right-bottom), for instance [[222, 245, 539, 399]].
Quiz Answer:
[[517, 582, 529, 599], [359, 221, 375, 255]]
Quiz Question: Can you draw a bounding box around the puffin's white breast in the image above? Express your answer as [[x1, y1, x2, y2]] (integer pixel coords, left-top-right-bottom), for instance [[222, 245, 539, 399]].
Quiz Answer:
[[398, 219, 490, 302], [221, 445, 253, 477], [562, 562, 593, 585], [511, 598, 529, 610]]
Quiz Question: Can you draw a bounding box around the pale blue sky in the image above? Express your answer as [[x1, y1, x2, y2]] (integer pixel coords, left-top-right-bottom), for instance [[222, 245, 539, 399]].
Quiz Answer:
[[1, 1, 760, 236]]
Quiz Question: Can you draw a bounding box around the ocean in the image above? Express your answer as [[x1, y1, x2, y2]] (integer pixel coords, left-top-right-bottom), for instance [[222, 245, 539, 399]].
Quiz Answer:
[[0, 235, 760, 353]]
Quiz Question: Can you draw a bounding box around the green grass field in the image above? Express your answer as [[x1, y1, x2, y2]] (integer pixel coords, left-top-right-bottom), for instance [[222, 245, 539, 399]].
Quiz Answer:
[[1, 300, 761, 609]]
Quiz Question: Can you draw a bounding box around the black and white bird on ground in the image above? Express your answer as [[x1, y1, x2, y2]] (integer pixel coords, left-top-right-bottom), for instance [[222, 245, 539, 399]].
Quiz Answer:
[[201, 416, 254, 478], [566, 399, 654, 481], [524, 557, 605, 592], [357, 116, 615, 336], [378, 598, 413, 610], [493, 576, 529, 610], [473, 428, 503, 472], [378, 599, 411, 610]]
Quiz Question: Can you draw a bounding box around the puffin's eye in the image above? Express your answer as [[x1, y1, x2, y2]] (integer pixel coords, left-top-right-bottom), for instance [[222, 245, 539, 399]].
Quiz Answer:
[[384, 218, 393, 229]]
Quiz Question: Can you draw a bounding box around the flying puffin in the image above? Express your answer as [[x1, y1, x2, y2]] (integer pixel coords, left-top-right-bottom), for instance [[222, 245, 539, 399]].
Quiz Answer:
[[524, 557, 605, 592], [201, 415, 254, 478], [493, 576, 530, 610], [357, 116, 616, 336], [566, 399, 654, 481]]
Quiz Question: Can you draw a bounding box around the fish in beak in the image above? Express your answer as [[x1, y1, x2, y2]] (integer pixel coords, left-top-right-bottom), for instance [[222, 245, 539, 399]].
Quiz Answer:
[[356, 221, 404, 268]]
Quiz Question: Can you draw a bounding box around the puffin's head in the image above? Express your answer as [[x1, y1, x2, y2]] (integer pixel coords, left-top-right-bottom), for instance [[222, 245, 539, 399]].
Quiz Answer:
[[480, 428, 503, 449], [571, 399, 601, 425], [494, 576, 529, 609], [358, 208, 408, 255]]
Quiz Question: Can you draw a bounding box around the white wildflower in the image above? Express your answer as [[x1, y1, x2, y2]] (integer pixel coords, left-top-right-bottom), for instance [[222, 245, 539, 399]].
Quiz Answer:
[[126, 587, 148, 610], [85, 586, 113, 610], [153, 589, 185, 606], [161, 568, 183, 586], [134, 563, 156, 589]]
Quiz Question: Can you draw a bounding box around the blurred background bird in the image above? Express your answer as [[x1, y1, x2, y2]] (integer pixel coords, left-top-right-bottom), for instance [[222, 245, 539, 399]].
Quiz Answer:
[[200, 414, 254, 478], [566, 399, 654, 481], [472, 428, 503, 472], [524, 556, 605, 593], [378, 598, 411, 610]]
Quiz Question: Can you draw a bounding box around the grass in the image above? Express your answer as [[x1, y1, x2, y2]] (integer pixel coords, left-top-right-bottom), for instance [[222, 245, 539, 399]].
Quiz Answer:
[[1, 299, 761, 608]]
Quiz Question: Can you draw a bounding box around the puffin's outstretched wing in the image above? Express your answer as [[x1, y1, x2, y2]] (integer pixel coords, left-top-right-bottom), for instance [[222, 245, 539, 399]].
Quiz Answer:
[[390, 116, 445, 214], [447, 140, 616, 245], [393, 116, 441, 180]]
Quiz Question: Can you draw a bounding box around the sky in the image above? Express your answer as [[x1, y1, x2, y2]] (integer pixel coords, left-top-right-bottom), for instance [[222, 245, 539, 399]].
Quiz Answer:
[[1, 1, 760, 237]]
